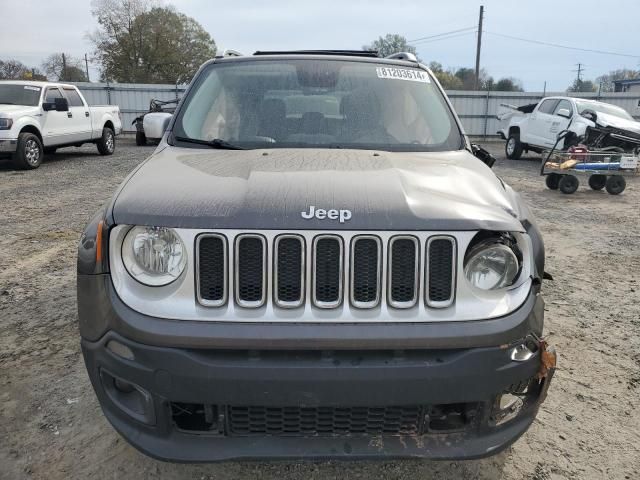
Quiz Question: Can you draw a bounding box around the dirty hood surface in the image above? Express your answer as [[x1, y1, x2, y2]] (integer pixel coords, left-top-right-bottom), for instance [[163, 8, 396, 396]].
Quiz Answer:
[[112, 147, 524, 231]]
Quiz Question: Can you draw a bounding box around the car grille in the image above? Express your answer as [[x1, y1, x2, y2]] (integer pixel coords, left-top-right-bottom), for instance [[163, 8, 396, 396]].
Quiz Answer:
[[227, 405, 423, 436], [196, 232, 456, 310]]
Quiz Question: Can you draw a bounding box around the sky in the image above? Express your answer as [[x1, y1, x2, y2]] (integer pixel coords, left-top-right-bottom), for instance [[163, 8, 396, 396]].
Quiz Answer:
[[1, 0, 639, 91]]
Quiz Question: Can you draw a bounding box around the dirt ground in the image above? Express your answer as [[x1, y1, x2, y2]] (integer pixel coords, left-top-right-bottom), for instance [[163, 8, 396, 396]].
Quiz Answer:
[[0, 138, 638, 480]]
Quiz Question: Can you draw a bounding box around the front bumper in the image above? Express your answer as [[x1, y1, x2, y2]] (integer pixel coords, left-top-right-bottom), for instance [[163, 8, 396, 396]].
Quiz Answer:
[[0, 138, 17, 153], [79, 275, 555, 462]]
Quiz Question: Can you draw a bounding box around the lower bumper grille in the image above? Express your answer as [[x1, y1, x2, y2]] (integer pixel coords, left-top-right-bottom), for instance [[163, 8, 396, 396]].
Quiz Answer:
[[228, 405, 423, 436]]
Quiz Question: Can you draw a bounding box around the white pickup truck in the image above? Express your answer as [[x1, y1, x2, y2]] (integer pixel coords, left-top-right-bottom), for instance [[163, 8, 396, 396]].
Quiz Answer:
[[0, 81, 122, 169], [497, 96, 640, 159]]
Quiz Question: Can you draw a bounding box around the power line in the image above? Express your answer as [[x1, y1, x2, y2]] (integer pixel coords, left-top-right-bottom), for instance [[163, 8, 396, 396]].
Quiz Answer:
[[413, 31, 476, 45], [484, 31, 640, 59], [409, 26, 476, 44]]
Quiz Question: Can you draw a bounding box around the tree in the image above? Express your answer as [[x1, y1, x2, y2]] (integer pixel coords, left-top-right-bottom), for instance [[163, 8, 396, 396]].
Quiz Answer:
[[427, 62, 463, 89], [0, 59, 46, 80], [568, 79, 596, 93], [363, 34, 418, 59], [41, 54, 88, 82], [454, 67, 491, 90], [595, 68, 640, 93], [494, 77, 524, 92], [90, 0, 216, 83]]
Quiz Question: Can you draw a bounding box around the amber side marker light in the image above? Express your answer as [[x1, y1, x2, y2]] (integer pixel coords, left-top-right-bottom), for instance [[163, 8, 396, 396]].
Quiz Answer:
[[96, 220, 104, 263]]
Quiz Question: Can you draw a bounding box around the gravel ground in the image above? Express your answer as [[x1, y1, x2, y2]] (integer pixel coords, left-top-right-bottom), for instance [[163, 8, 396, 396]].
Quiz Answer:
[[1, 138, 639, 480]]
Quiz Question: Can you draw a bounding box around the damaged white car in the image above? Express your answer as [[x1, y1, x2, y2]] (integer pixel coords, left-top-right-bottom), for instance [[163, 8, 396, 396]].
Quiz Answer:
[[497, 96, 640, 159]]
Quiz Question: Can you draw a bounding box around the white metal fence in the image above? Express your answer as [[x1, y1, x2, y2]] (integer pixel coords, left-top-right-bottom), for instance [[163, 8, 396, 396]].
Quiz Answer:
[[72, 82, 640, 137]]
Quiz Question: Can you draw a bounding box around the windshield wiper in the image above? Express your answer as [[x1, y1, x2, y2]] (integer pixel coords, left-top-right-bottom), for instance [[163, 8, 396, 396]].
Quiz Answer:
[[174, 135, 246, 150]]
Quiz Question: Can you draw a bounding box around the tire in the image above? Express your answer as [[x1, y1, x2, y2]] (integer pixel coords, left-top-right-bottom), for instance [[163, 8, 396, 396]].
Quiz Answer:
[[558, 174, 579, 194], [97, 127, 115, 155], [12, 132, 43, 169], [505, 135, 524, 159], [605, 175, 626, 195], [545, 173, 560, 190], [588, 175, 606, 190], [43, 147, 57, 155], [135, 131, 147, 146]]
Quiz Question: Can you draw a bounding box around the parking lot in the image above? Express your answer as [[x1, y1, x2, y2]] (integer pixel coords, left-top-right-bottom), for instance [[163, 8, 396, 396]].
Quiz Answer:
[[1, 137, 639, 480]]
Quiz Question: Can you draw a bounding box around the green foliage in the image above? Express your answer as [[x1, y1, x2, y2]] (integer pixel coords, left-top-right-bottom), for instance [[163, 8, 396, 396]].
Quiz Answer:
[[90, 0, 216, 83], [568, 79, 596, 93], [363, 34, 418, 59]]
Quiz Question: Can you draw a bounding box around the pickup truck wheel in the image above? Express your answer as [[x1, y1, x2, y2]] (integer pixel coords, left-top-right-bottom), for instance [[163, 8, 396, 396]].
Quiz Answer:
[[13, 132, 43, 169], [97, 127, 115, 155], [588, 175, 606, 190], [545, 173, 560, 190], [505, 135, 523, 159], [605, 175, 626, 195], [558, 174, 579, 194], [135, 131, 147, 146]]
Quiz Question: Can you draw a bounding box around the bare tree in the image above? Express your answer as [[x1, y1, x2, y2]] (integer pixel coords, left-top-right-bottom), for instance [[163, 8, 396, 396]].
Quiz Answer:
[[41, 53, 88, 82], [0, 59, 46, 80]]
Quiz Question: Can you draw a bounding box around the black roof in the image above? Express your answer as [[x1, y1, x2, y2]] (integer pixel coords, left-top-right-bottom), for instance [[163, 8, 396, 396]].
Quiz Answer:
[[253, 50, 379, 58]]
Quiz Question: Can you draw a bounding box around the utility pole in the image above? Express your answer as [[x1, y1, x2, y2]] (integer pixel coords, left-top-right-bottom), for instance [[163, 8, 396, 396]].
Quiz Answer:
[[61, 53, 67, 81], [474, 5, 484, 90], [572, 63, 585, 90], [84, 53, 90, 82]]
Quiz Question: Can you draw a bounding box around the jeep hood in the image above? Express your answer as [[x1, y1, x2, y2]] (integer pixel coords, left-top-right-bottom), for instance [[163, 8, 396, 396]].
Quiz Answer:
[[112, 147, 525, 232]]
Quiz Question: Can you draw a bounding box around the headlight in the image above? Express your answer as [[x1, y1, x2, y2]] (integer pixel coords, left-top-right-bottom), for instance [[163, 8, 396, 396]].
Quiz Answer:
[[0, 118, 13, 130], [464, 236, 521, 290], [122, 226, 187, 286]]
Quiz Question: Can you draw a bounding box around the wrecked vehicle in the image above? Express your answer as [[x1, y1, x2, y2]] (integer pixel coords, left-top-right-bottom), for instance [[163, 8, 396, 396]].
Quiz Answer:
[[78, 50, 555, 462], [497, 96, 640, 159], [133, 98, 178, 146]]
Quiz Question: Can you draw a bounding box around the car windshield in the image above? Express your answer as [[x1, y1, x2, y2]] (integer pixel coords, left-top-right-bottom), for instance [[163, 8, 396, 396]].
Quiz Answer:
[[576, 100, 634, 121], [0, 84, 42, 106], [172, 59, 463, 151]]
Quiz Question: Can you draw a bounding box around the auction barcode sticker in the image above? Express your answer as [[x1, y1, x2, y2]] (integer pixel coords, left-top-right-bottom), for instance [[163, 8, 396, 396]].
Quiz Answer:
[[376, 67, 430, 83]]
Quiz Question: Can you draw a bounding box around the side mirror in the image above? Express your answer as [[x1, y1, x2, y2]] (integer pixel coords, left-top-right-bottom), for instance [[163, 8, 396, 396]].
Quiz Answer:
[[556, 108, 571, 119], [54, 97, 69, 112], [471, 143, 496, 168], [43, 98, 69, 112]]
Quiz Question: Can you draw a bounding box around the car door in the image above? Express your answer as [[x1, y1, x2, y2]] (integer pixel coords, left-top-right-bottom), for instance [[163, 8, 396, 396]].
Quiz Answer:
[[528, 99, 560, 147], [41, 87, 69, 146], [542, 99, 574, 146], [63, 87, 92, 143]]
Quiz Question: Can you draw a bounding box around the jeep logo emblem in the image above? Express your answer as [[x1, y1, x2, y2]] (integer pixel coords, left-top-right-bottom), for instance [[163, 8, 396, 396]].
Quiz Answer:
[[301, 205, 352, 223]]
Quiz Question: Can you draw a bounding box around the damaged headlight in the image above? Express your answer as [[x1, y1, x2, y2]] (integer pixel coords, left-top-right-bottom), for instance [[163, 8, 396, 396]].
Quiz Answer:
[[122, 226, 187, 286], [464, 235, 522, 290]]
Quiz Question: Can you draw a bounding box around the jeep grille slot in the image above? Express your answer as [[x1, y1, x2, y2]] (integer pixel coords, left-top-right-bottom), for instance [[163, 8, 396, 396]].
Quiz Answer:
[[426, 236, 456, 308], [196, 234, 227, 306], [312, 235, 343, 308], [274, 235, 305, 308], [235, 235, 267, 307], [388, 236, 419, 308], [350, 236, 381, 308]]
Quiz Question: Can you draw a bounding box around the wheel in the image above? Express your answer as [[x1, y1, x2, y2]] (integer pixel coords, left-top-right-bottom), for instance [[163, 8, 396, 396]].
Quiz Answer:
[[558, 175, 579, 194], [135, 131, 147, 146], [43, 147, 57, 155], [605, 175, 626, 195], [505, 134, 523, 160], [97, 127, 115, 155], [545, 173, 560, 190], [588, 175, 606, 190], [12, 132, 43, 169]]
